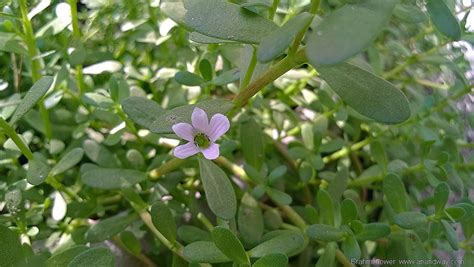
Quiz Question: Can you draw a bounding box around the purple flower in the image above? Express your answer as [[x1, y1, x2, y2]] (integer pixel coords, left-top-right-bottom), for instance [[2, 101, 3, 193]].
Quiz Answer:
[[172, 107, 230, 160]]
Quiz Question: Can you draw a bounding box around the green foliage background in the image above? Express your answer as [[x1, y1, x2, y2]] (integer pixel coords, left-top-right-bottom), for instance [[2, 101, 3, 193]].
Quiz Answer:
[[0, 0, 473, 266]]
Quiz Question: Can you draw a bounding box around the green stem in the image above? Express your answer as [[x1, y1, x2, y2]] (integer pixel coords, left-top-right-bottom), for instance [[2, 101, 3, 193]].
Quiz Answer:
[[323, 137, 371, 164], [269, 0, 280, 20], [279, 205, 307, 230], [138, 210, 185, 259], [233, 49, 306, 109], [148, 158, 185, 180], [309, 0, 320, 14], [19, 0, 52, 139], [68, 0, 87, 94], [0, 117, 34, 160], [240, 46, 257, 91]]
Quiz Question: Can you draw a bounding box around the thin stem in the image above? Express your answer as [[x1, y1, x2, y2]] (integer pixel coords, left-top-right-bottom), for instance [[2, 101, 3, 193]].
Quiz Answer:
[[233, 49, 307, 109], [197, 212, 214, 231], [279, 205, 307, 230], [68, 0, 87, 94], [323, 137, 371, 164], [148, 158, 185, 180], [138, 210, 185, 259], [335, 249, 355, 267], [0, 117, 34, 160], [19, 0, 52, 139], [309, 0, 320, 14], [269, 0, 280, 20], [112, 236, 157, 267], [214, 157, 251, 183], [240, 46, 257, 91]]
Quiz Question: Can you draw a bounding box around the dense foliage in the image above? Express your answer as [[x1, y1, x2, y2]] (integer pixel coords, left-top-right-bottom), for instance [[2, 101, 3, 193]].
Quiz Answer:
[[1, 0, 473, 266]]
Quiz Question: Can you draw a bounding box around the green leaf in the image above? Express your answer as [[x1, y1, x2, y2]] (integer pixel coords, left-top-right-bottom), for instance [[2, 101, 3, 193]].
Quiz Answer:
[[50, 148, 84, 176], [45, 245, 88, 267], [426, 0, 461, 40], [434, 182, 449, 213], [268, 165, 287, 183], [462, 252, 474, 267], [0, 33, 27, 55], [212, 227, 249, 264], [356, 223, 391, 241], [306, 224, 345, 242], [248, 231, 304, 258], [370, 140, 387, 170], [68, 248, 114, 267], [183, 241, 231, 264], [316, 242, 336, 267], [383, 173, 407, 213], [83, 140, 120, 168], [306, 0, 396, 65], [9, 76, 54, 125], [121, 97, 164, 130], [120, 231, 142, 255], [151, 202, 177, 242], [27, 156, 51, 185], [109, 75, 130, 102], [252, 253, 288, 267], [199, 59, 213, 81], [161, 0, 277, 44], [341, 199, 358, 225], [394, 212, 427, 229], [266, 188, 292, 205], [240, 117, 265, 170], [198, 158, 237, 220], [177, 225, 212, 244], [317, 189, 334, 225], [441, 220, 458, 250], [82, 93, 114, 109], [327, 168, 349, 201], [342, 234, 361, 260], [81, 167, 147, 189], [151, 99, 233, 134], [174, 71, 204, 86], [393, 4, 427, 24], [238, 193, 264, 246], [0, 224, 25, 266], [257, 12, 313, 63], [85, 213, 137, 242], [316, 63, 410, 124]]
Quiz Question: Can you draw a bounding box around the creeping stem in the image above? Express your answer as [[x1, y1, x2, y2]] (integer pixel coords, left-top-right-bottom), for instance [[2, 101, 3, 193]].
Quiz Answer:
[[0, 116, 34, 160], [233, 49, 307, 109], [19, 0, 52, 139]]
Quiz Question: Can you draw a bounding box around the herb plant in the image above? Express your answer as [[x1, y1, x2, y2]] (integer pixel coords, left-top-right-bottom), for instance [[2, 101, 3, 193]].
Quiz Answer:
[[0, 0, 473, 266]]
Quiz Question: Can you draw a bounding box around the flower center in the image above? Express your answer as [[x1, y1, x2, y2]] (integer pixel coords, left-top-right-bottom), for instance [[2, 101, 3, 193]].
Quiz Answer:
[[194, 133, 210, 148]]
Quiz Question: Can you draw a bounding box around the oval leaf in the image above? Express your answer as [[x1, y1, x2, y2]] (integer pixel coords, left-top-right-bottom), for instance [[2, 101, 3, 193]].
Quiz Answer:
[[121, 96, 164, 129], [50, 148, 84, 176], [426, 0, 461, 40], [0, 224, 25, 266], [162, 0, 277, 44], [85, 213, 137, 242], [238, 193, 264, 247], [68, 247, 114, 267], [45, 245, 88, 267], [183, 241, 231, 264], [151, 202, 177, 242], [252, 253, 288, 267], [248, 231, 305, 258], [9, 76, 54, 125], [175, 71, 204, 86], [316, 63, 410, 124], [81, 167, 147, 189], [356, 223, 391, 241], [394, 211, 427, 229], [27, 156, 50, 185], [198, 158, 237, 220], [212, 227, 249, 264], [306, 0, 396, 65], [383, 173, 407, 213], [307, 224, 345, 242]]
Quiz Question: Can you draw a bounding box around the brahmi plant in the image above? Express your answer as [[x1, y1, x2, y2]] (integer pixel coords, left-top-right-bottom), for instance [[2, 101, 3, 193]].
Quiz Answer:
[[0, 0, 473, 266]]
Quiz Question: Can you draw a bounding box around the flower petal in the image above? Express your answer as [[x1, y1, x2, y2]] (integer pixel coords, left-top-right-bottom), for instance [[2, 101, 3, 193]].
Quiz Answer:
[[174, 142, 199, 159], [191, 107, 209, 133], [201, 143, 219, 160], [207, 113, 230, 141], [172, 122, 195, 141]]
